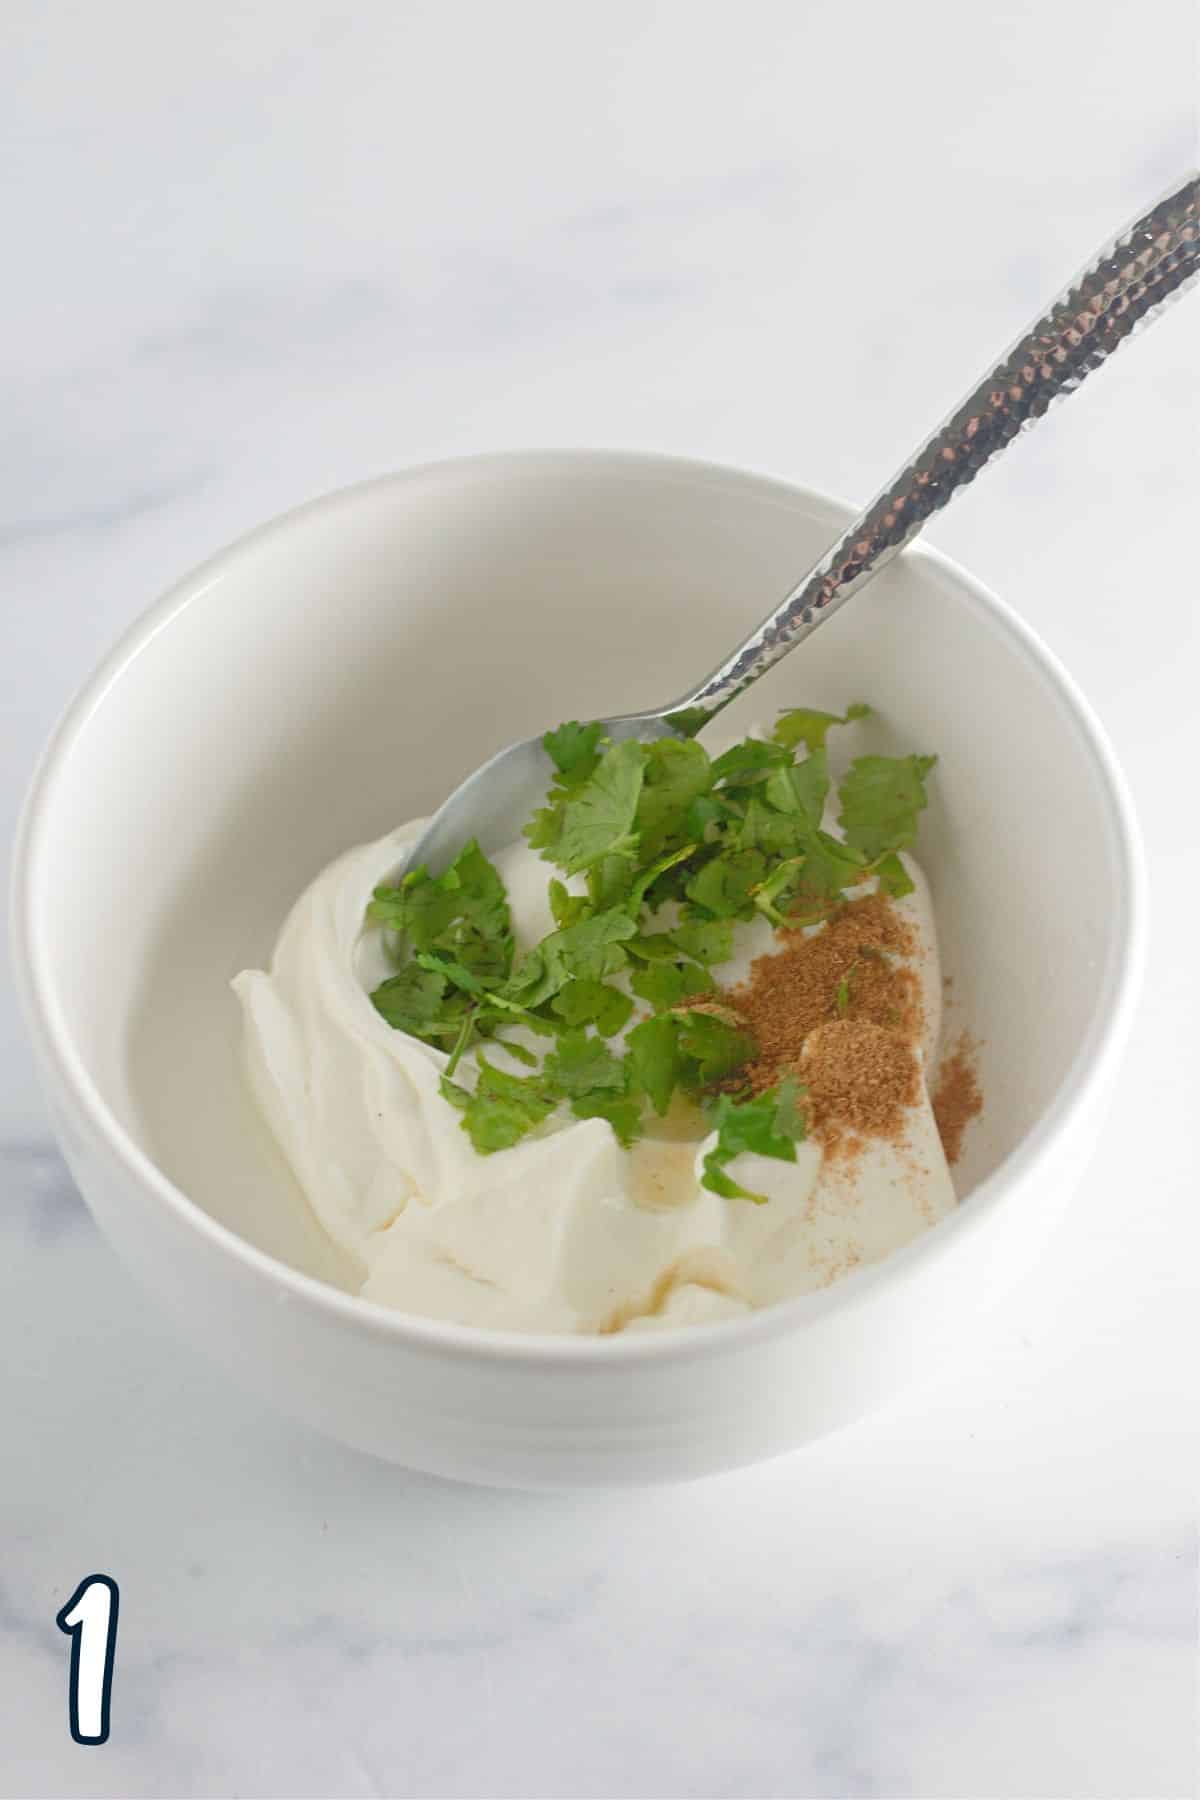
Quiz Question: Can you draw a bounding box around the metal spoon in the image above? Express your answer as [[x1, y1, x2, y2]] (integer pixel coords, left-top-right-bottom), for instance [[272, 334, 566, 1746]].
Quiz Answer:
[[409, 174, 1198, 873]]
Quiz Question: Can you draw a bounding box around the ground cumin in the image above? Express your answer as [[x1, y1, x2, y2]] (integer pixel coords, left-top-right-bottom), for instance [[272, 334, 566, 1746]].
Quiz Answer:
[[721, 889, 981, 1163], [719, 889, 977, 1160], [732, 892, 923, 1078], [800, 1018, 921, 1149], [726, 896, 928, 1130], [931, 1036, 983, 1165]]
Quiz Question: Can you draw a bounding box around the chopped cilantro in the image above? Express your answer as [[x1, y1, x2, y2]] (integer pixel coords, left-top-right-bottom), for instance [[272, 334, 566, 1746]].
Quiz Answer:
[[685, 848, 766, 919], [874, 851, 915, 899], [439, 1057, 555, 1154], [626, 843, 698, 914], [543, 1029, 626, 1099], [701, 1079, 808, 1202], [551, 978, 634, 1036], [627, 931, 686, 961], [543, 720, 604, 783], [630, 958, 714, 1011], [547, 878, 591, 930], [684, 791, 733, 838], [569, 1091, 643, 1148], [524, 795, 567, 856], [555, 738, 646, 874], [367, 703, 938, 1182], [669, 918, 734, 967], [626, 1014, 683, 1116], [838, 753, 937, 860], [635, 739, 713, 860], [764, 752, 829, 828], [711, 737, 791, 784], [773, 702, 870, 751], [526, 724, 608, 858], [371, 964, 467, 1043], [675, 1007, 756, 1087], [368, 840, 514, 1052], [369, 839, 513, 982], [413, 949, 492, 997], [507, 908, 638, 1007], [735, 795, 807, 858], [751, 855, 808, 928]]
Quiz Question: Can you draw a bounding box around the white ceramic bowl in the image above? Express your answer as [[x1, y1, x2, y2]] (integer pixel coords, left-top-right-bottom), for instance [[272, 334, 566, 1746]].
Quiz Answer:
[[13, 452, 1144, 1488]]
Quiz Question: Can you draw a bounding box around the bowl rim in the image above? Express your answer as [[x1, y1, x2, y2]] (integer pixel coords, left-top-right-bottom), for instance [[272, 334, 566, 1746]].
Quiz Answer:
[[10, 447, 1148, 1368]]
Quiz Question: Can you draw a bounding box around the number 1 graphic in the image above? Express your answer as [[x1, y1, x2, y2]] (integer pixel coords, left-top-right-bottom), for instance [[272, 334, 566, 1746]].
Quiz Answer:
[[56, 1575, 119, 1745]]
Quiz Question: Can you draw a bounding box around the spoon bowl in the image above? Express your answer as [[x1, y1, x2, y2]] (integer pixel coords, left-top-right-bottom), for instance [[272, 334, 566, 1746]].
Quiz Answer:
[[407, 710, 679, 871]]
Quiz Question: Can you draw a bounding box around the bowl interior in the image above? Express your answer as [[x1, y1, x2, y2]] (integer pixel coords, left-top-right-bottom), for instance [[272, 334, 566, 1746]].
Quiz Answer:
[[25, 454, 1131, 1292]]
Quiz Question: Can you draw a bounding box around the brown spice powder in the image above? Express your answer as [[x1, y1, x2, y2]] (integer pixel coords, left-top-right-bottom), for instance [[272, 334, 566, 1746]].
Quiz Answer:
[[720, 888, 982, 1165], [800, 1018, 921, 1148], [731, 892, 923, 1086], [719, 890, 955, 1159], [931, 1035, 983, 1165]]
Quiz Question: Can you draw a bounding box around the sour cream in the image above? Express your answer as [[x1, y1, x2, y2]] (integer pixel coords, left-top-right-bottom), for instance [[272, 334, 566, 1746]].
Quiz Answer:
[[233, 817, 956, 1334]]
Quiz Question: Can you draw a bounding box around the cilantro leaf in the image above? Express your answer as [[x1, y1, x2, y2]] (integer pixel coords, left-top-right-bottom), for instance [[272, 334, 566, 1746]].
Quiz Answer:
[[630, 959, 713, 1011], [736, 794, 808, 858], [587, 853, 637, 911], [684, 792, 735, 839], [773, 702, 870, 751], [569, 1091, 644, 1148], [625, 842, 698, 914], [626, 931, 688, 962], [838, 753, 937, 860], [701, 1078, 807, 1202], [548, 878, 591, 930], [711, 737, 791, 785], [675, 1007, 756, 1087], [555, 739, 646, 874], [543, 1029, 627, 1100], [685, 849, 766, 919], [764, 751, 829, 828], [367, 874, 454, 945], [748, 828, 867, 927], [542, 1025, 642, 1145], [370, 964, 468, 1042], [438, 841, 514, 943], [439, 1056, 555, 1154], [506, 908, 638, 1008], [370, 840, 513, 982], [524, 796, 567, 856], [413, 949, 492, 996], [769, 1077, 809, 1141], [750, 855, 808, 927], [543, 720, 604, 784], [635, 739, 713, 860], [874, 851, 915, 899], [669, 918, 734, 966], [551, 978, 634, 1036], [626, 1014, 683, 1116], [526, 724, 609, 858], [545, 910, 640, 980], [368, 841, 515, 1049], [809, 830, 870, 893]]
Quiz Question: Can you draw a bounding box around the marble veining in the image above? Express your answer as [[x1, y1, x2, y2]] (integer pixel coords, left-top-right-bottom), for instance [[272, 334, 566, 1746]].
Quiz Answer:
[[2, 1, 1196, 1793]]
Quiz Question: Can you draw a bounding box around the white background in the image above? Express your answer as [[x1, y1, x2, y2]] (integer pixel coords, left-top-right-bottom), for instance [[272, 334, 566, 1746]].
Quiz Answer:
[[2, 4, 1196, 1795]]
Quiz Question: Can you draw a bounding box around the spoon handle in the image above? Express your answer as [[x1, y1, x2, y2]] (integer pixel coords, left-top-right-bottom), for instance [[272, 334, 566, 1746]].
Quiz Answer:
[[669, 173, 1199, 733]]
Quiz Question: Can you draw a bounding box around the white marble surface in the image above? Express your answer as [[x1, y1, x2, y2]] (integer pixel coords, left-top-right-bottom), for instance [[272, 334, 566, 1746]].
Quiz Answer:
[[3, 4, 1197, 1794]]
